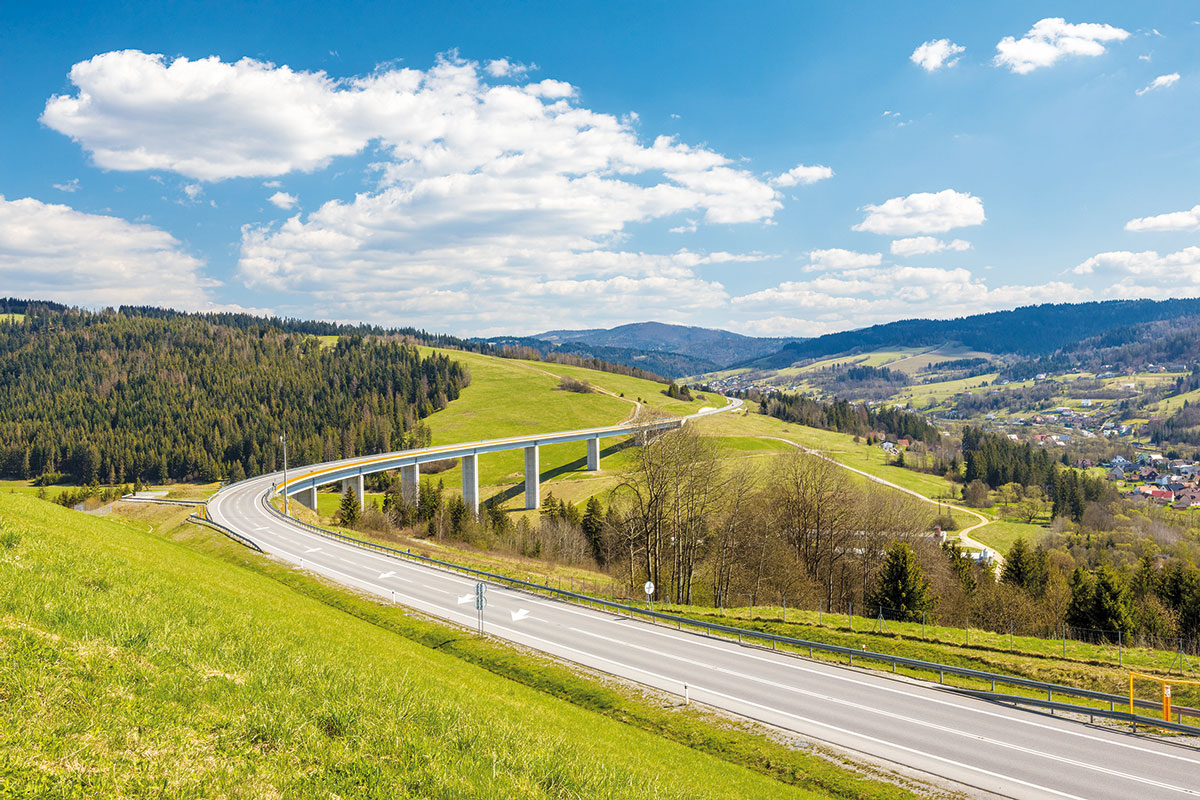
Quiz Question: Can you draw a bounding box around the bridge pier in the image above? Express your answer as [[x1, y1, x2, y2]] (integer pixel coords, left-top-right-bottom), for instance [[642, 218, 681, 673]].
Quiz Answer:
[[462, 453, 479, 515], [586, 436, 600, 471], [296, 484, 318, 510], [524, 445, 540, 509], [341, 474, 365, 510], [400, 463, 419, 505]]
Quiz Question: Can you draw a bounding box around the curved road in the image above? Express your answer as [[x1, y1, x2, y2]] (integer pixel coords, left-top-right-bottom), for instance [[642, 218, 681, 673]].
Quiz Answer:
[[208, 401, 1197, 799]]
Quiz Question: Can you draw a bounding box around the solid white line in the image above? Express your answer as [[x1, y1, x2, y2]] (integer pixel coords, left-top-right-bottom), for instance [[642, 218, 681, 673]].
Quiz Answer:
[[250, 505, 1198, 768], [594, 616, 1200, 765], [571, 627, 1198, 796]]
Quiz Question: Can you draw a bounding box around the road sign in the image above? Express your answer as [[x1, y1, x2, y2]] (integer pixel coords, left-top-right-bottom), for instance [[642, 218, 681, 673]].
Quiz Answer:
[[475, 595, 487, 611], [475, 581, 486, 597], [643, 581, 654, 597]]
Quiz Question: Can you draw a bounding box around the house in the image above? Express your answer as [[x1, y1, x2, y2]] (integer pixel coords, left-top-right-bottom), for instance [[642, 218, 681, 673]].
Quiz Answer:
[[1106, 466, 1126, 481], [1080, 399, 1094, 407], [896, 438, 910, 448]]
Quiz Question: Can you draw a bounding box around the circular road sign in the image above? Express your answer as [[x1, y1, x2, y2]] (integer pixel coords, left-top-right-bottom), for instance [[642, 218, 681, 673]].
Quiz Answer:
[[643, 581, 655, 597]]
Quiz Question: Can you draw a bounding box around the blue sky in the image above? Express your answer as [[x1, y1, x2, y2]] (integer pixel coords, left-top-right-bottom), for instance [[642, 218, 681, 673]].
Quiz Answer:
[[1, 1, 1198, 337]]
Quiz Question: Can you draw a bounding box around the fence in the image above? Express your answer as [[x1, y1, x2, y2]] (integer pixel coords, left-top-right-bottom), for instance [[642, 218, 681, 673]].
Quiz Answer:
[[187, 512, 263, 552], [674, 594, 1200, 677], [256, 493, 1200, 735]]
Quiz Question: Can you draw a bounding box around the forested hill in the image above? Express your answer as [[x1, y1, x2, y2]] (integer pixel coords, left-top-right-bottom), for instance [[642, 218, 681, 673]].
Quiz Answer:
[[741, 298, 1200, 369], [0, 306, 469, 484]]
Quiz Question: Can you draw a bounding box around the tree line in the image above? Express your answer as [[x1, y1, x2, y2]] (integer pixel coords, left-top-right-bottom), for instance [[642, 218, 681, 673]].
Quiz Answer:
[[0, 307, 469, 484], [747, 391, 941, 444]]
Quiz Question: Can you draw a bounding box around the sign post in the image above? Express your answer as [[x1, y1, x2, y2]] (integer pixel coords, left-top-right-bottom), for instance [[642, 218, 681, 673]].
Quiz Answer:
[[644, 580, 655, 613], [475, 581, 486, 636]]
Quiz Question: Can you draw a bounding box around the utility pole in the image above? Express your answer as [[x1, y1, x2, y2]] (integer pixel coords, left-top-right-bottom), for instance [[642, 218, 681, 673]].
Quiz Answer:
[[280, 433, 289, 517]]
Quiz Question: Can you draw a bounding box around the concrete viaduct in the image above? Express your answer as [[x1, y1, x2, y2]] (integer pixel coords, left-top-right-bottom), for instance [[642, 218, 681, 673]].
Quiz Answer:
[[276, 418, 684, 514]]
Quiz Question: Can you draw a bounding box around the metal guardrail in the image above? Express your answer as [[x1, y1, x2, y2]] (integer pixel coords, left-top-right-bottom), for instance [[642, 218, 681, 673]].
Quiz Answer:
[[122, 494, 207, 508], [256, 493, 1200, 737], [188, 513, 263, 552]]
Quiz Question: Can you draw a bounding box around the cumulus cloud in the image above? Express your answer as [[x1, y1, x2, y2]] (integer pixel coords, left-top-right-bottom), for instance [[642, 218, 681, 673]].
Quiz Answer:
[[731, 263, 1089, 336], [485, 58, 533, 78], [890, 236, 972, 256], [994, 18, 1129, 74], [853, 189, 985, 235], [771, 164, 833, 187], [806, 248, 882, 271], [911, 39, 965, 71], [1137, 73, 1180, 95], [52, 178, 80, 193], [1125, 205, 1200, 233], [42, 50, 795, 333], [1072, 247, 1200, 298], [0, 195, 213, 308], [268, 191, 298, 209]]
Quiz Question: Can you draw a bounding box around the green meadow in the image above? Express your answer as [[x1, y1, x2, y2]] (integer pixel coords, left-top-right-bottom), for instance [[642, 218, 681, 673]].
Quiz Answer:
[[0, 492, 922, 800]]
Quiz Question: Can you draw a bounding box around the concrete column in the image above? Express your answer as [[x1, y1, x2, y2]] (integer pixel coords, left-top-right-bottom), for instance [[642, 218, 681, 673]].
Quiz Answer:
[[400, 463, 419, 505], [296, 484, 318, 510], [462, 453, 479, 515], [586, 436, 601, 471], [341, 474, 365, 510], [524, 445, 540, 510]]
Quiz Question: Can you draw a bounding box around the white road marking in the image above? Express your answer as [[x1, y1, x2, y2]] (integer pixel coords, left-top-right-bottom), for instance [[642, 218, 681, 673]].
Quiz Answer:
[[457, 593, 475, 604], [379, 570, 395, 579], [511, 609, 531, 622], [304, 546, 322, 553]]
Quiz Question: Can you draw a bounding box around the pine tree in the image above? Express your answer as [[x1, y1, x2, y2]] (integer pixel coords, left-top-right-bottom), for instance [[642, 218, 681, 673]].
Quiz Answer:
[[1001, 537, 1033, 589], [337, 486, 360, 527], [581, 496, 604, 562], [867, 542, 932, 621]]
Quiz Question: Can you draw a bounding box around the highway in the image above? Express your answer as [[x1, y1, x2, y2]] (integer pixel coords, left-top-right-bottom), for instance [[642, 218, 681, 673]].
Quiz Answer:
[[208, 406, 1200, 799]]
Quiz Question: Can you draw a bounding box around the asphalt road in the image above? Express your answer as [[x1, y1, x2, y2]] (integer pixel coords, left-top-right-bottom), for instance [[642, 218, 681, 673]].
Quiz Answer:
[[207, 409, 1200, 799]]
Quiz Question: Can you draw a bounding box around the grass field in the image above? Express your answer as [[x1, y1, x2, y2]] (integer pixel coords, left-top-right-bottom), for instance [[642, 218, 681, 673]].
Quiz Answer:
[[0, 492, 926, 799], [970, 519, 1047, 554], [410, 347, 719, 496], [0, 313, 24, 324]]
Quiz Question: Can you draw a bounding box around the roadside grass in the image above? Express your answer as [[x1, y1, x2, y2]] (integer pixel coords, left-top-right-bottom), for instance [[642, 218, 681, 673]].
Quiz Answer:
[[0, 491, 916, 800], [0, 479, 218, 502]]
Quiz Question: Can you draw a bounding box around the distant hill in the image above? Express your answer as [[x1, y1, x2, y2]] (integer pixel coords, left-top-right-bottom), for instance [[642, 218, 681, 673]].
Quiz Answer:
[[534, 321, 800, 367], [740, 298, 1200, 371], [482, 335, 719, 378]]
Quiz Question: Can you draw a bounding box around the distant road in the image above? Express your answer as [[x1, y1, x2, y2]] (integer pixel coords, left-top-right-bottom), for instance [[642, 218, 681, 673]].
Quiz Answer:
[[208, 395, 1196, 799]]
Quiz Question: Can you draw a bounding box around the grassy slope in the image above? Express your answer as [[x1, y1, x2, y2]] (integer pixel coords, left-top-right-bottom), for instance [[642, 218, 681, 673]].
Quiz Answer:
[[0, 493, 858, 800], [403, 348, 717, 501]]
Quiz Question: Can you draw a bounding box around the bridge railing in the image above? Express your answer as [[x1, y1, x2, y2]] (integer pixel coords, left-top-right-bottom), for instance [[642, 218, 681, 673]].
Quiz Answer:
[[256, 493, 1200, 737]]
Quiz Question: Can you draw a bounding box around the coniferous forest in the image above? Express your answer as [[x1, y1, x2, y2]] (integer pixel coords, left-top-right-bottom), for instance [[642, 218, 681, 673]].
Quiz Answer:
[[0, 304, 470, 484]]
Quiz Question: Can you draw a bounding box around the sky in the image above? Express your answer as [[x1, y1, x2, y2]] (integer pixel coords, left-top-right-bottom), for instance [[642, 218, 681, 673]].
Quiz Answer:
[[1, 1, 1198, 338]]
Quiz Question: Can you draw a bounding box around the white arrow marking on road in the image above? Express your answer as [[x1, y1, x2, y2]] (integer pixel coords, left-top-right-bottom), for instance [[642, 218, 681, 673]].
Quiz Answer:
[[511, 609, 531, 622], [304, 547, 322, 553], [379, 571, 396, 579], [457, 593, 475, 604]]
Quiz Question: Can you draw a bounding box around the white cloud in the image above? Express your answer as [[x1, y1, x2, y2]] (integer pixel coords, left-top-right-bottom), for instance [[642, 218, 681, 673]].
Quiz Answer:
[[263, 179, 282, 188], [890, 236, 972, 256], [806, 248, 882, 271], [52, 178, 80, 193], [1125, 204, 1200, 233], [182, 183, 203, 201], [911, 39, 965, 72], [771, 164, 833, 187], [1072, 247, 1200, 298], [731, 263, 1089, 335], [485, 58, 533, 78], [0, 195, 214, 308], [268, 191, 298, 209], [853, 189, 985, 235], [42, 50, 792, 334], [1136, 73, 1180, 95], [994, 18, 1129, 74]]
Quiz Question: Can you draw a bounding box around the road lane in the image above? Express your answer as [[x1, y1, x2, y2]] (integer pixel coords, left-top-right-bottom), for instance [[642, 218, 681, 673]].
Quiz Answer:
[[208, 468, 1200, 800]]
